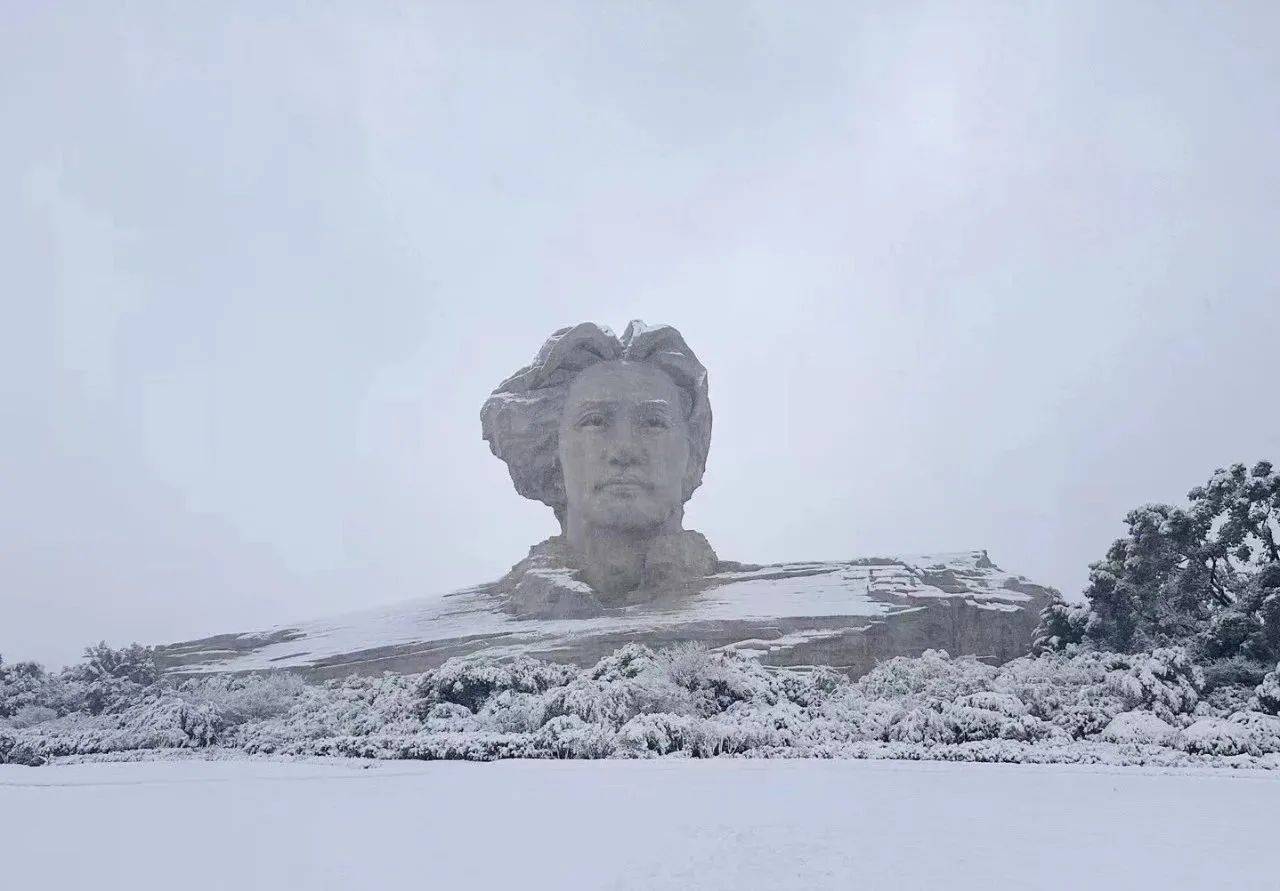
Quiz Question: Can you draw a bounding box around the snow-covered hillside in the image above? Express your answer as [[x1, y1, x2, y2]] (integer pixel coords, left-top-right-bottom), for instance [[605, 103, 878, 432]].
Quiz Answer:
[[158, 550, 1051, 678]]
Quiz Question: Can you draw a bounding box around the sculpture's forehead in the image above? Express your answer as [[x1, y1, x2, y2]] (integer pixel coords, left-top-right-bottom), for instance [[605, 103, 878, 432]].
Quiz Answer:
[[565, 360, 682, 406]]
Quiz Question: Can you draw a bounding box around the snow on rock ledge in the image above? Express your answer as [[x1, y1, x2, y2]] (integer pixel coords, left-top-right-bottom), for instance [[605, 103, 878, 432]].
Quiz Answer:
[[157, 551, 1055, 679]]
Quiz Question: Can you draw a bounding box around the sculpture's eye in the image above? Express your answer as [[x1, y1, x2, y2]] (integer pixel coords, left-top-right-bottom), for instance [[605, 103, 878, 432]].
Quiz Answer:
[[577, 413, 606, 429], [639, 416, 670, 431]]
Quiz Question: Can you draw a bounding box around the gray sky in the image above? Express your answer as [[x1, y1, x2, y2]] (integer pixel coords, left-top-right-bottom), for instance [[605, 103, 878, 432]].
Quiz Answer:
[[3, 2, 1278, 667]]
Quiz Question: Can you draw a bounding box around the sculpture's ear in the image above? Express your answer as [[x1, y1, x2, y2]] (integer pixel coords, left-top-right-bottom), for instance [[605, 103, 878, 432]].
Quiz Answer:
[[681, 464, 705, 505], [548, 456, 569, 529], [680, 414, 710, 504]]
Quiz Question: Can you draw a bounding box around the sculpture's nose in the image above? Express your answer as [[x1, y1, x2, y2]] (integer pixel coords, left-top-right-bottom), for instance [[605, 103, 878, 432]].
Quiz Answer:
[[604, 435, 644, 468]]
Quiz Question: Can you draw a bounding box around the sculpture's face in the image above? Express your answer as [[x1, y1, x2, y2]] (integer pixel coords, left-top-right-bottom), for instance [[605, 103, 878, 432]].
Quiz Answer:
[[558, 360, 691, 533]]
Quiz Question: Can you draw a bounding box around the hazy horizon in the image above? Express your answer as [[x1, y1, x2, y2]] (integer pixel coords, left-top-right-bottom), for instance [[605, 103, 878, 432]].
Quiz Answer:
[[4, 2, 1279, 667]]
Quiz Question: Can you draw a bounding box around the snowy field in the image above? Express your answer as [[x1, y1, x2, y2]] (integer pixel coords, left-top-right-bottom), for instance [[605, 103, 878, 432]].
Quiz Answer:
[[3, 758, 1278, 890]]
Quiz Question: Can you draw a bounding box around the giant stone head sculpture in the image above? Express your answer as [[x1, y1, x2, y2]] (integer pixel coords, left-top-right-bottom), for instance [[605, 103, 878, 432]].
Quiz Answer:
[[481, 321, 715, 599]]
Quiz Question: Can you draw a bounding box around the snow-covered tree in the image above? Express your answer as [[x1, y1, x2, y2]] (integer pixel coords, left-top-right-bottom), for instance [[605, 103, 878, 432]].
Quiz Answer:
[[60, 642, 161, 715], [0, 655, 54, 719], [1031, 597, 1088, 654], [1042, 461, 1280, 661]]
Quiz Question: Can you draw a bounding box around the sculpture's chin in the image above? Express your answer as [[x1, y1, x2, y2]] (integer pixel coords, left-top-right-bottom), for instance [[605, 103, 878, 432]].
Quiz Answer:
[[595, 514, 665, 533], [585, 495, 677, 533], [594, 510, 677, 534]]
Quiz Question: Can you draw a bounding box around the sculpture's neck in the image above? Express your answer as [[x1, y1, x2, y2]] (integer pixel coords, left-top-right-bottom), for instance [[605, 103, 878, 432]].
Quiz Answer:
[[565, 512, 683, 597]]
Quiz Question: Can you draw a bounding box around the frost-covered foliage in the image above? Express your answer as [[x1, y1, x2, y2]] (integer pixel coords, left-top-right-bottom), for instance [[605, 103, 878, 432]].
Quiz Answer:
[[1252, 663, 1280, 715], [0, 729, 45, 766], [1031, 598, 1089, 654], [1176, 718, 1265, 757], [176, 673, 307, 726], [6, 644, 1280, 769], [0, 656, 56, 720], [1, 642, 164, 721], [1102, 711, 1176, 746], [1103, 647, 1203, 722], [11, 695, 220, 763], [1040, 461, 1280, 668], [417, 655, 576, 713]]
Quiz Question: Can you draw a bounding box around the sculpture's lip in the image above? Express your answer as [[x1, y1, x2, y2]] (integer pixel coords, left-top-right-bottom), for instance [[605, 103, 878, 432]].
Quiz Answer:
[[596, 477, 653, 491]]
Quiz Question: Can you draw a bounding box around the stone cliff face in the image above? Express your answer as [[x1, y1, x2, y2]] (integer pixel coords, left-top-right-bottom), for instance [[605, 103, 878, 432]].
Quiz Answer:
[[157, 550, 1055, 680]]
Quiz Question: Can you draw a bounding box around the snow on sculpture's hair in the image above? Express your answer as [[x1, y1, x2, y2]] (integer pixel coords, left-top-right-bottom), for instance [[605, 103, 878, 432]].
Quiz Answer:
[[481, 320, 712, 527]]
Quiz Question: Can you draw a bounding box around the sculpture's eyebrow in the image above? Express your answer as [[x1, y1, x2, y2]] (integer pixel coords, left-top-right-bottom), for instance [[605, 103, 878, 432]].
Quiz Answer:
[[635, 399, 674, 413], [570, 400, 619, 420]]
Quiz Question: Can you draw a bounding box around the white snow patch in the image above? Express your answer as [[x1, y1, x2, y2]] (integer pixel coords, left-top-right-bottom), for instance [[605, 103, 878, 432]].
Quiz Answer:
[[718, 627, 855, 657], [3, 759, 1278, 890]]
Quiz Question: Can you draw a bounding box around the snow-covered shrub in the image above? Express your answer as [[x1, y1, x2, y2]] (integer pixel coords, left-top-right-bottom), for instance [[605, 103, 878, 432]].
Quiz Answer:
[[3, 705, 58, 729], [1175, 717, 1260, 757], [538, 645, 781, 730], [307, 729, 541, 762], [882, 705, 956, 744], [1101, 711, 1176, 746], [662, 645, 782, 711], [1198, 683, 1254, 718], [13, 640, 1280, 768], [812, 690, 898, 742], [955, 691, 1028, 717], [775, 667, 845, 708], [477, 689, 550, 732], [616, 713, 698, 757], [1252, 663, 1280, 715], [991, 651, 1113, 721], [878, 699, 1057, 746], [586, 643, 664, 681], [949, 704, 1058, 743], [179, 672, 309, 725], [535, 715, 617, 758], [1104, 648, 1202, 723], [419, 701, 480, 730], [542, 672, 691, 728], [1051, 702, 1123, 740], [18, 695, 221, 758], [856, 650, 996, 702], [942, 705, 1009, 743], [1228, 711, 1280, 754], [398, 731, 540, 761], [239, 672, 422, 752], [0, 730, 45, 766], [686, 708, 796, 757], [417, 656, 576, 712]]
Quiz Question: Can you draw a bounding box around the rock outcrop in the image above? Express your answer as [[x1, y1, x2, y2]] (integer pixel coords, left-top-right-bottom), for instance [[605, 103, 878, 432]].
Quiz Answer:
[[157, 550, 1054, 680]]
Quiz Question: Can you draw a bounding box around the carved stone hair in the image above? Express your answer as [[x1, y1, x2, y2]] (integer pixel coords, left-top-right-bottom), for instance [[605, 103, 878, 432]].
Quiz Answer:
[[481, 320, 712, 527]]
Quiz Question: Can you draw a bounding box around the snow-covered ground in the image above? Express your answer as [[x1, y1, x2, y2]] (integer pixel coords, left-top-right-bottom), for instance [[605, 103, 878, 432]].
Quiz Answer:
[[3, 758, 1278, 890]]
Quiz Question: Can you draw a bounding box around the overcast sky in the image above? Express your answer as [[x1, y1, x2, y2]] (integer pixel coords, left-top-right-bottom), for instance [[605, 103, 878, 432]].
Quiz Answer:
[[3, 2, 1278, 667]]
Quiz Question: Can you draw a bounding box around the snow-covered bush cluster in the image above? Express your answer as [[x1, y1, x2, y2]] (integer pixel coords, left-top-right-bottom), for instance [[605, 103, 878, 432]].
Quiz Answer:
[[5, 643, 1280, 768]]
